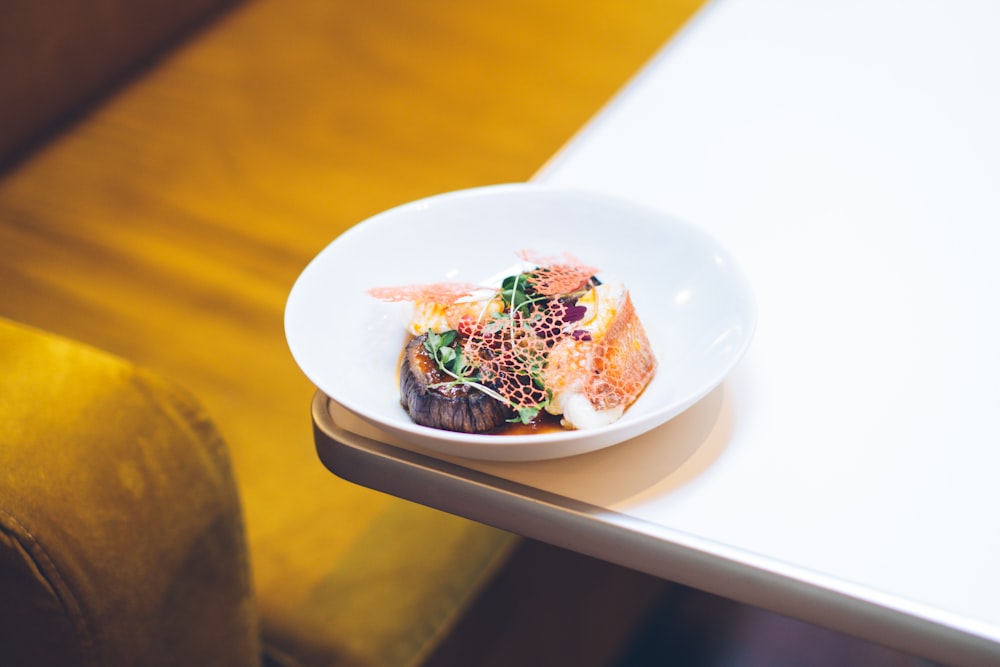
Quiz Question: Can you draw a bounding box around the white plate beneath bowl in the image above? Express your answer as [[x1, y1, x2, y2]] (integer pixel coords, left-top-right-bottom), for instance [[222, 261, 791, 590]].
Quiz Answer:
[[285, 183, 756, 461]]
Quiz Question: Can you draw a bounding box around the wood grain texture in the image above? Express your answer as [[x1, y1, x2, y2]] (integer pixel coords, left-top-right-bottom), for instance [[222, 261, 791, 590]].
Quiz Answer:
[[0, 0, 703, 647]]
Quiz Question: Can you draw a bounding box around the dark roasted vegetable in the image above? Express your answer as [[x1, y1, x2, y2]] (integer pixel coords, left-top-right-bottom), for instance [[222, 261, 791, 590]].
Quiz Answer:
[[399, 335, 512, 433]]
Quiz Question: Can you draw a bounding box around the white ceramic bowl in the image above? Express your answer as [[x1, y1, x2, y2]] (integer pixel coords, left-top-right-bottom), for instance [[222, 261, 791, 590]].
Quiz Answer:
[[285, 183, 756, 460]]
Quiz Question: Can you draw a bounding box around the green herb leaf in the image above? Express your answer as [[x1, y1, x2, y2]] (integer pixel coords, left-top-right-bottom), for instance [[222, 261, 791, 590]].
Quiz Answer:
[[512, 406, 541, 424], [438, 346, 456, 366], [500, 273, 536, 314]]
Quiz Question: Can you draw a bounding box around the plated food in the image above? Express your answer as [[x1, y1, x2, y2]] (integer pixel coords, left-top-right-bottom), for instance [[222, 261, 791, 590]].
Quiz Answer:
[[369, 251, 657, 434], [285, 183, 755, 460]]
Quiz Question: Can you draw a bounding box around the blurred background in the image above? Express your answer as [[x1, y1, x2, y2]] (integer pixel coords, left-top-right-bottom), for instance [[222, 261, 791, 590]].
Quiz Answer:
[[0, 1, 938, 664]]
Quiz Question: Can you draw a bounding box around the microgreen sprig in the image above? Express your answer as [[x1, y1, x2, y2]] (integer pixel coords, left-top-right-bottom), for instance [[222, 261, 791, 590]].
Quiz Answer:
[[424, 330, 466, 376], [423, 330, 509, 406]]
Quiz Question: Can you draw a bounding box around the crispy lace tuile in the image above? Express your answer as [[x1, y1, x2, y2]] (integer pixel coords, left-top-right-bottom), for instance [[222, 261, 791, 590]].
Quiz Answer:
[[367, 282, 485, 304], [517, 250, 599, 296]]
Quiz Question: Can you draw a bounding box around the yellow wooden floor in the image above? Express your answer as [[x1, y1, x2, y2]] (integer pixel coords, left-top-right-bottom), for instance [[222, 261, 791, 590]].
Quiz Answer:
[[0, 0, 703, 646]]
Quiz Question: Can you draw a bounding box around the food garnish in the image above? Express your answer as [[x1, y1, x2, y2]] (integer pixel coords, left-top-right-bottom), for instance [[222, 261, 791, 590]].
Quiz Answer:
[[369, 251, 656, 433]]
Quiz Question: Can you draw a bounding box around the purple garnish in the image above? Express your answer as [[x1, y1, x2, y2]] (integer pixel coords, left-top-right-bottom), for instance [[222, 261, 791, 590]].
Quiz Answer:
[[563, 303, 587, 323]]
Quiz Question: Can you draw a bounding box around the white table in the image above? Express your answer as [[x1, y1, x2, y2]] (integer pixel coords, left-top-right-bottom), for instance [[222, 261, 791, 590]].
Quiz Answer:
[[313, 1, 1000, 664]]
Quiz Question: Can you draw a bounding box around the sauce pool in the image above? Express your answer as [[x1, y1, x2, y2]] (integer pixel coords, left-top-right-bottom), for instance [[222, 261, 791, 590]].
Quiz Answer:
[[491, 410, 565, 436]]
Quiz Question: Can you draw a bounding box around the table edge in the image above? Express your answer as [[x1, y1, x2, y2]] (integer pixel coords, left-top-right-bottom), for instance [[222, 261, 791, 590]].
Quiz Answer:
[[313, 391, 999, 667]]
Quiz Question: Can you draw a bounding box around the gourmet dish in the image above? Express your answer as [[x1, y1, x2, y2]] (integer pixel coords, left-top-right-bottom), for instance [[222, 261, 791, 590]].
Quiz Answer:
[[368, 251, 657, 435]]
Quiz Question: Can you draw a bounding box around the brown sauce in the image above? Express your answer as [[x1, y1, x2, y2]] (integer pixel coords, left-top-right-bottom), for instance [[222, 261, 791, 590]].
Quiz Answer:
[[490, 410, 566, 436]]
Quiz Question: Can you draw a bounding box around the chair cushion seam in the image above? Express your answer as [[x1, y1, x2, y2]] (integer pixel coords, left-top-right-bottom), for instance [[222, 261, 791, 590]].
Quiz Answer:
[[0, 507, 99, 665]]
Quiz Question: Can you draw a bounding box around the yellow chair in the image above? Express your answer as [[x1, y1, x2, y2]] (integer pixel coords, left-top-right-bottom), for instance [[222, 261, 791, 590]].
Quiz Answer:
[[0, 317, 260, 666]]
